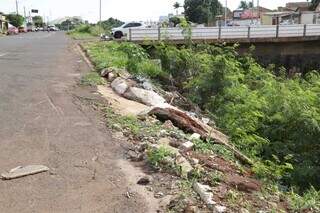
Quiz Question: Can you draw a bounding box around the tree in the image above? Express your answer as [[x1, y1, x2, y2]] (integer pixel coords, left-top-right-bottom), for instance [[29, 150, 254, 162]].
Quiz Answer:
[[97, 18, 124, 31], [173, 2, 181, 15], [239, 1, 253, 9], [6, 14, 24, 27], [184, 0, 223, 25], [310, 0, 320, 10], [169, 16, 181, 27], [32, 16, 44, 27]]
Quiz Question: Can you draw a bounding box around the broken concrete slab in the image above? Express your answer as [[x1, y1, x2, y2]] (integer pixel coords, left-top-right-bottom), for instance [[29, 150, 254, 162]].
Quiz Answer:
[[193, 182, 216, 206], [111, 77, 130, 95], [179, 141, 194, 151], [124, 87, 167, 107], [1, 165, 49, 180]]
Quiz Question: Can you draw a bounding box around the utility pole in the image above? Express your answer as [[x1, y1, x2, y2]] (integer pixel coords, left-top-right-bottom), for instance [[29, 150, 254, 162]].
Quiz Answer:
[[99, 0, 102, 35], [225, 0, 227, 26], [16, 0, 19, 15]]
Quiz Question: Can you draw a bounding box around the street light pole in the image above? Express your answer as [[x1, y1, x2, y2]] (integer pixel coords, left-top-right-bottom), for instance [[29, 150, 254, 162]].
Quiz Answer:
[[99, 0, 102, 35], [225, 0, 227, 26], [16, 0, 19, 15]]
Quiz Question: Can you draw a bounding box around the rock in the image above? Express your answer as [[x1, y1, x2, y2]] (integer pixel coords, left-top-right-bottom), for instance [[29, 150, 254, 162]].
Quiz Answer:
[[189, 133, 201, 141], [179, 141, 194, 151], [184, 205, 199, 213], [154, 192, 164, 198], [111, 77, 129, 95], [111, 123, 122, 131], [240, 208, 250, 213], [175, 155, 193, 177], [146, 186, 153, 192], [190, 158, 199, 165], [142, 81, 153, 90], [113, 131, 124, 139], [127, 150, 143, 162], [214, 205, 227, 213], [137, 176, 153, 185], [201, 117, 210, 125], [226, 175, 261, 193], [107, 72, 116, 82], [158, 138, 179, 155], [163, 120, 175, 129], [193, 182, 216, 206], [1, 165, 49, 180], [100, 68, 109, 77], [123, 87, 166, 106]]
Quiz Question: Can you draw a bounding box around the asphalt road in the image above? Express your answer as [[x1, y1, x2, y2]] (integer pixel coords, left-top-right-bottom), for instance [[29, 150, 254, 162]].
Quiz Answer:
[[0, 32, 156, 212]]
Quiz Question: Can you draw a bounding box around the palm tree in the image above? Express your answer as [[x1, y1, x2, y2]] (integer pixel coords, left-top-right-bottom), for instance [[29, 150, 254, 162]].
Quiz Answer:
[[173, 2, 181, 15]]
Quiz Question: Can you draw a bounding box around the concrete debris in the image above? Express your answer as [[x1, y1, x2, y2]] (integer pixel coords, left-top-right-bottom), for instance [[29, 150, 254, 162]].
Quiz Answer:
[[193, 182, 216, 206], [163, 120, 176, 129], [201, 117, 210, 125], [214, 205, 227, 213], [1, 165, 49, 180], [175, 155, 193, 177], [179, 141, 194, 151], [190, 133, 201, 141], [111, 77, 129, 95], [124, 87, 166, 106], [137, 176, 153, 185], [154, 192, 164, 198]]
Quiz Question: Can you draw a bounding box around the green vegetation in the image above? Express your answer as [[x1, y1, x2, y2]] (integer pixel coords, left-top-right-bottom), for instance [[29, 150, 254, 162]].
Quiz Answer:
[[6, 14, 24, 27], [184, 0, 223, 25], [68, 17, 123, 40], [85, 41, 320, 211], [80, 72, 106, 86]]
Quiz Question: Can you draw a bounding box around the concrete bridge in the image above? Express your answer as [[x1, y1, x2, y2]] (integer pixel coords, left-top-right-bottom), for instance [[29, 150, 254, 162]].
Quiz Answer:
[[128, 24, 320, 44], [127, 24, 320, 73]]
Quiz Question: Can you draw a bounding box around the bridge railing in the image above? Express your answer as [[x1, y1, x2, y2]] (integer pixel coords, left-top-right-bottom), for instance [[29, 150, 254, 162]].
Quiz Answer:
[[128, 24, 320, 42]]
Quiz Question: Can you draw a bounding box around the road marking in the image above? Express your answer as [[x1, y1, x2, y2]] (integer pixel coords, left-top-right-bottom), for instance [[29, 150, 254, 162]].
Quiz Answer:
[[0, 53, 8, 57]]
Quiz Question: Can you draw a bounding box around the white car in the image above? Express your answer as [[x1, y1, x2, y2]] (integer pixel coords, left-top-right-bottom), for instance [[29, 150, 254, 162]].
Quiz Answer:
[[111, 22, 146, 39]]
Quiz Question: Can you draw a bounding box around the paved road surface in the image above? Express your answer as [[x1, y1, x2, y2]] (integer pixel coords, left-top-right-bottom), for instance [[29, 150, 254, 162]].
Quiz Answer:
[[0, 32, 155, 212]]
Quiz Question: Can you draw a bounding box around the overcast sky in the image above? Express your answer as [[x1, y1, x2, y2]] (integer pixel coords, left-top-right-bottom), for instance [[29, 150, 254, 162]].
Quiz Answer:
[[0, 0, 308, 23]]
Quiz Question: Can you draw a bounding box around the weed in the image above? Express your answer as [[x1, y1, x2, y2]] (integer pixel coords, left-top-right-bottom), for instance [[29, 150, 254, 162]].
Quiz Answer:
[[287, 186, 320, 212], [147, 146, 174, 168], [80, 72, 106, 86]]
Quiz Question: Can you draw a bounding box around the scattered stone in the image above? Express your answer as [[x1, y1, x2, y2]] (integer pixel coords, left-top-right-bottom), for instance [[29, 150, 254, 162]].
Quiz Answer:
[[137, 176, 153, 185], [189, 133, 201, 141], [190, 158, 199, 165], [179, 141, 194, 151], [111, 123, 122, 131], [124, 87, 167, 106], [1, 165, 49, 180], [154, 192, 164, 199], [175, 155, 193, 177], [163, 120, 175, 129], [107, 72, 116, 82], [142, 81, 153, 90], [146, 186, 153, 192], [226, 175, 261, 193], [100, 68, 109, 77], [111, 77, 129, 95], [240, 208, 250, 213], [136, 143, 148, 152], [214, 205, 227, 213], [193, 182, 216, 206], [201, 117, 210, 125], [127, 150, 143, 162], [113, 131, 124, 139], [184, 205, 199, 213]]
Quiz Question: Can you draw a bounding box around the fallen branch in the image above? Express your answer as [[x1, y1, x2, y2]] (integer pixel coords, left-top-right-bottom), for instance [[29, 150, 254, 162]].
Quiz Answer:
[[146, 106, 253, 165]]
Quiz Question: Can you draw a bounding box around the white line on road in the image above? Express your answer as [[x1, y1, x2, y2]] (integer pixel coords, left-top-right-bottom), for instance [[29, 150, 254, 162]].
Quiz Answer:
[[0, 53, 8, 57]]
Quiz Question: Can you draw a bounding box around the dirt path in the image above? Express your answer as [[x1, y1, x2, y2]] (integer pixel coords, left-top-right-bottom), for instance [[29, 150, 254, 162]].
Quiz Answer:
[[0, 32, 158, 212]]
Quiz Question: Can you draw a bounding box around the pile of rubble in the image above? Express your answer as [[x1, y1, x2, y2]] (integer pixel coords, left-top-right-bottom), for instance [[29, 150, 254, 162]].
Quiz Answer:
[[98, 67, 256, 212]]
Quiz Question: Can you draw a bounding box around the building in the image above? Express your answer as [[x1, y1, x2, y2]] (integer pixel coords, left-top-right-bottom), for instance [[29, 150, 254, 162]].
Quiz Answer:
[[230, 6, 272, 26], [0, 12, 8, 34]]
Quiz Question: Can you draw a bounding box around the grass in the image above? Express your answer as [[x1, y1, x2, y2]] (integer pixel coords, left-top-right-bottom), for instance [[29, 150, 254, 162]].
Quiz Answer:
[[80, 72, 106, 86], [287, 187, 320, 212], [68, 31, 97, 40]]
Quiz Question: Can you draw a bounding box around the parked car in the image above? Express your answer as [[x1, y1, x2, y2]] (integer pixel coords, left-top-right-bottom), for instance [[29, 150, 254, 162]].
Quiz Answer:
[[18, 27, 27, 33], [111, 22, 147, 39], [7, 26, 18, 35]]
